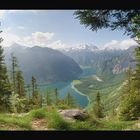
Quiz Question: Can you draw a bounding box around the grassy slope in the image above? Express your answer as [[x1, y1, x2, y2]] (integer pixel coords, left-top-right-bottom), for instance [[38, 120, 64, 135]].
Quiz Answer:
[[0, 107, 139, 130]]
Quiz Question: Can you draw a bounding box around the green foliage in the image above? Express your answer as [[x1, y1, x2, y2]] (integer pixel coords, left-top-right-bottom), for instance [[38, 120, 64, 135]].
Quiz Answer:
[[64, 92, 75, 107], [0, 113, 32, 130], [28, 76, 42, 110], [54, 88, 59, 105], [131, 15, 140, 40], [93, 92, 104, 118], [0, 28, 11, 112], [75, 73, 124, 113], [100, 120, 136, 130], [30, 108, 47, 119], [118, 65, 140, 121], [74, 10, 140, 121], [47, 111, 70, 130], [15, 70, 26, 97], [45, 90, 52, 105], [0, 107, 139, 130], [31, 76, 37, 97], [9, 93, 28, 113], [74, 10, 140, 37], [28, 93, 42, 110], [11, 53, 18, 93]]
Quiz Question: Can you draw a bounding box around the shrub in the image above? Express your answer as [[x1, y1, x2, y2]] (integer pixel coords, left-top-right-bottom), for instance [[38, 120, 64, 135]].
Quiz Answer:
[[47, 112, 70, 130], [31, 108, 47, 119]]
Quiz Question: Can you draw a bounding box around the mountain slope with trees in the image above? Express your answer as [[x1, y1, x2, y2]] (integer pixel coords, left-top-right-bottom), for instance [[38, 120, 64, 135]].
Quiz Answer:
[[4, 44, 82, 84]]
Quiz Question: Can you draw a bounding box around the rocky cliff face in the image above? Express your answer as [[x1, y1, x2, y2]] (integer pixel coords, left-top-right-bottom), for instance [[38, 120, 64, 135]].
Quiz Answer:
[[60, 44, 137, 76]]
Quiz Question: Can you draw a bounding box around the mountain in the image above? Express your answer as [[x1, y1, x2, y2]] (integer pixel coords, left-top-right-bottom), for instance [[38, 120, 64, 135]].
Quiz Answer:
[[61, 44, 98, 52], [59, 43, 137, 76], [4, 44, 82, 84]]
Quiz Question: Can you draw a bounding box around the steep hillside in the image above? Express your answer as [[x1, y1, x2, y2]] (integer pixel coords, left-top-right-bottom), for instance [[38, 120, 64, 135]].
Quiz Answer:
[[73, 73, 125, 113], [59, 44, 136, 76], [4, 44, 82, 84]]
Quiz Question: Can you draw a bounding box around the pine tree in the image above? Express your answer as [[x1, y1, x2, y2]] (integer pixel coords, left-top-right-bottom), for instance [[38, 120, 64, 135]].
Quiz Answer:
[[0, 26, 11, 111], [26, 84, 31, 100], [65, 92, 75, 107], [45, 90, 52, 105], [11, 53, 18, 93], [122, 65, 133, 96], [118, 16, 140, 120], [93, 91, 104, 118], [54, 88, 59, 105], [133, 46, 140, 93], [118, 66, 134, 120], [16, 70, 26, 98], [118, 65, 140, 120], [10, 54, 26, 97], [31, 76, 37, 97], [30, 76, 41, 109], [41, 94, 47, 108]]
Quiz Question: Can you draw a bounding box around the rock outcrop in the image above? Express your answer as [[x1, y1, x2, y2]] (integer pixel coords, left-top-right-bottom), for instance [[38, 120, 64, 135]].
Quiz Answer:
[[58, 109, 88, 121]]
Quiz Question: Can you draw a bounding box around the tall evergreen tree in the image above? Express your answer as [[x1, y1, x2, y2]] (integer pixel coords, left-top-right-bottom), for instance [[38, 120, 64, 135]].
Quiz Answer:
[[31, 76, 37, 97], [118, 66, 134, 120], [93, 91, 104, 118], [0, 25, 11, 111], [41, 94, 47, 108], [54, 88, 59, 105], [45, 90, 52, 105], [26, 84, 31, 100], [16, 70, 26, 98], [10, 54, 26, 98], [65, 92, 75, 107], [11, 53, 18, 93], [133, 44, 140, 94], [30, 76, 41, 109]]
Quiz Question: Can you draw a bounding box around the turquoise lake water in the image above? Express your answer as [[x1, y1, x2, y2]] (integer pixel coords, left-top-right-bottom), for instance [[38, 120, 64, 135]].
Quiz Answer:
[[40, 67, 96, 108]]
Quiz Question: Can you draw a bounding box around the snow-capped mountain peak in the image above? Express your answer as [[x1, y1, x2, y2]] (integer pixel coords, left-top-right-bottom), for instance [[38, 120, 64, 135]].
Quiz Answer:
[[58, 43, 99, 52]]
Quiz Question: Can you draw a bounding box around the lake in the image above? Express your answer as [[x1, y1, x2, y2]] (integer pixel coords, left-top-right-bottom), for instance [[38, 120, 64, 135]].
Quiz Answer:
[[40, 67, 96, 108]]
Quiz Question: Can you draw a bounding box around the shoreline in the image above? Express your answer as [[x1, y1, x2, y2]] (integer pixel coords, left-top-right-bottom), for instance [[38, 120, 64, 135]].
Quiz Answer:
[[71, 82, 90, 106]]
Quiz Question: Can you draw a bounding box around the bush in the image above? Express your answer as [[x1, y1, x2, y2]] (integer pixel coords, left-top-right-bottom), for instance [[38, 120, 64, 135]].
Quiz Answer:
[[47, 112, 70, 130], [31, 108, 47, 119]]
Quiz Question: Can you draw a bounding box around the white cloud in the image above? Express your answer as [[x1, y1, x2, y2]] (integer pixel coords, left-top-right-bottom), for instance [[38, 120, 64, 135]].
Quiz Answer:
[[17, 26, 25, 30], [104, 40, 118, 48], [1, 30, 68, 50], [120, 39, 138, 48], [1, 32, 21, 47], [1, 31, 55, 47], [21, 32, 54, 47], [103, 39, 138, 50], [32, 32, 54, 42], [47, 40, 67, 49]]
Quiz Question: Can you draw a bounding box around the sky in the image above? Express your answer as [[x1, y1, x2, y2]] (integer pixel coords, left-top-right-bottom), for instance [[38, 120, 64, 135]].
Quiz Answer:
[[0, 10, 137, 49]]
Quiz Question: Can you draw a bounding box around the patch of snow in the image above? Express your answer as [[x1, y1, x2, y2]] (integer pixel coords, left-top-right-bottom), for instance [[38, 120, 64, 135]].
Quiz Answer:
[[93, 75, 103, 82]]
